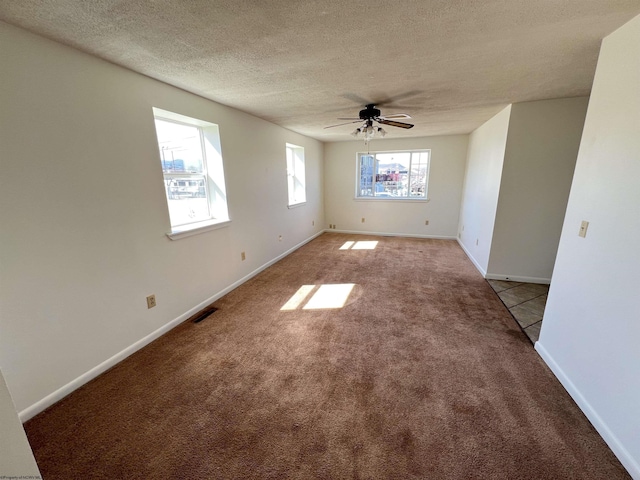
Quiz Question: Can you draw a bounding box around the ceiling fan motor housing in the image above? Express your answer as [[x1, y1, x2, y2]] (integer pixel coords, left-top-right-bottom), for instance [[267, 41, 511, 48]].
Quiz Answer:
[[359, 105, 380, 119]]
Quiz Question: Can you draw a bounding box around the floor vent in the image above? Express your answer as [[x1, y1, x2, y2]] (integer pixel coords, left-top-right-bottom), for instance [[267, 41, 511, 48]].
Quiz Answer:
[[190, 305, 218, 324]]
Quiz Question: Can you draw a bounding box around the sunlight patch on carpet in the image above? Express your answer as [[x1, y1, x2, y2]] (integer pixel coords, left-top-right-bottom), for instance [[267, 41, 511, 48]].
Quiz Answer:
[[339, 240, 378, 250], [352, 241, 378, 250], [280, 285, 316, 311], [303, 284, 355, 309], [281, 284, 356, 310]]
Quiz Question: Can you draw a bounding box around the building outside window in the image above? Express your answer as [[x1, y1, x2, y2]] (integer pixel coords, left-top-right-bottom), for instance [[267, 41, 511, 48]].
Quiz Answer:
[[357, 150, 430, 199]]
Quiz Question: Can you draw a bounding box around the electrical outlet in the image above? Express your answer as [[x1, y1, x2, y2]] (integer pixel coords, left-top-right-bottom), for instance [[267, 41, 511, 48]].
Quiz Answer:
[[278, 235, 283, 241], [241, 251, 246, 261], [361, 217, 365, 223], [425, 220, 429, 225], [146, 294, 156, 309], [579, 220, 589, 238]]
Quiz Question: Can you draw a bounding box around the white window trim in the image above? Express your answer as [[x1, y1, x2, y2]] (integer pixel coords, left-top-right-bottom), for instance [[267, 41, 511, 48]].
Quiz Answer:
[[153, 108, 230, 240], [166, 219, 231, 241], [352, 197, 430, 203], [355, 149, 431, 200], [286, 143, 306, 207], [287, 201, 307, 209]]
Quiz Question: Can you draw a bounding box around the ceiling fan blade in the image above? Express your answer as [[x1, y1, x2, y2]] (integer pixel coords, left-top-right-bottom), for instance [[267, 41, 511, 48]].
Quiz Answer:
[[375, 90, 424, 106], [379, 104, 421, 110], [336, 117, 361, 120], [324, 120, 362, 129], [342, 93, 372, 105], [380, 113, 411, 120], [377, 119, 414, 129]]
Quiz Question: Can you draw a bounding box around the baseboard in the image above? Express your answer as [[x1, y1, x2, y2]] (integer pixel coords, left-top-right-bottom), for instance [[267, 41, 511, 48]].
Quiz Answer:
[[485, 273, 551, 284], [535, 342, 640, 479], [19, 230, 325, 422], [326, 229, 457, 240], [454, 238, 551, 284], [455, 238, 487, 277], [19, 316, 189, 422]]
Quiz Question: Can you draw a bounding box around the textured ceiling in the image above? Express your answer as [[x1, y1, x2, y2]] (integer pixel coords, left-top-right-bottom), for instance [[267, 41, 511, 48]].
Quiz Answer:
[[1, 1, 640, 141]]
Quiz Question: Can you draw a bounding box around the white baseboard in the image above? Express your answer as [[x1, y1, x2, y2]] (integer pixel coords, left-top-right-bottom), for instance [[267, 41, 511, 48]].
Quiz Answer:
[[19, 230, 325, 422], [19, 318, 187, 422], [454, 238, 551, 284], [535, 342, 640, 479], [485, 273, 551, 284], [456, 238, 487, 277], [325, 229, 457, 240]]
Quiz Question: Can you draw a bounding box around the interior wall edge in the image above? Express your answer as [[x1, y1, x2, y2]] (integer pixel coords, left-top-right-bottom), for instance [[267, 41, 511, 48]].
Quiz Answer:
[[456, 238, 487, 277], [0, 369, 41, 476], [535, 342, 640, 479], [18, 230, 325, 423]]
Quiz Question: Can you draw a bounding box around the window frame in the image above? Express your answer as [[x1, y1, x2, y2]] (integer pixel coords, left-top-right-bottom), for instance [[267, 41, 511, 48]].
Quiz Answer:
[[286, 143, 306, 208], [355, 149, 431, 201], [152, 108, 230, 240]]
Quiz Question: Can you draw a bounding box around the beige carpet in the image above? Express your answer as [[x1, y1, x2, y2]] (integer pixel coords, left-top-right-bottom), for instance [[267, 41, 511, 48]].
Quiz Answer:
[[24, 233, 630, 479]]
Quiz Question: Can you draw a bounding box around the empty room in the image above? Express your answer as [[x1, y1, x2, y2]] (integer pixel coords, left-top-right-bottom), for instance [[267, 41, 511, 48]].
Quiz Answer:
[[1, 2, 639, 479]]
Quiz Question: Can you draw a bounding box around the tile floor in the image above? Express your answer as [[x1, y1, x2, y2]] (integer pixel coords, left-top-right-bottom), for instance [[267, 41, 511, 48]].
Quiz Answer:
[[487, 280, 550, 343]]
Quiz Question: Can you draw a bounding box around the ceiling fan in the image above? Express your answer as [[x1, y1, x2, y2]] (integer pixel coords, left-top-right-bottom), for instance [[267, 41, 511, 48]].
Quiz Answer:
[[325, 104, 414, 142]]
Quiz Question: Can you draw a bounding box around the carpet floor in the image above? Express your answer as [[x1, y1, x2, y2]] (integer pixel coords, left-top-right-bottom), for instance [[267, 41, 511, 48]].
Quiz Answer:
[[24, 233, 630, 479]]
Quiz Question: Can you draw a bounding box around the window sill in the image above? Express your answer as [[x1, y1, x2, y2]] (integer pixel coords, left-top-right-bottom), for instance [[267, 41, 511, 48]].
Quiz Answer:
[[353, 197, 430, 203], [166, 219, 231, 241], [287, 201, 306, 209]]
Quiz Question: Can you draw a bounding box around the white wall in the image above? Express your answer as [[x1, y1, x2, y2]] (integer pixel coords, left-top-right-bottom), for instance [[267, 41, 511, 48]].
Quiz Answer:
[[457, 106, 512, 274], [0, 21, 324, 417], [0, 370, 40, 477], [537, 14, 640, 478], [324, 135, 468, 238], [487, 97, 588, 282]]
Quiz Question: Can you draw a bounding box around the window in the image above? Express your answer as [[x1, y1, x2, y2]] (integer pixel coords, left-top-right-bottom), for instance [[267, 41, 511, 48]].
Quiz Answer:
[[153, 108, 229, 238], [286, 143, 306, 207], [357, 150, 430, 199]]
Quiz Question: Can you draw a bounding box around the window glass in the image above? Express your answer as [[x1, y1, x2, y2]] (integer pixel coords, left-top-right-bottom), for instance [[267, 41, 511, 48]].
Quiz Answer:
[[152, 109, 229, 233], [359, 154, 375, 197], [155, 121, 204, 174], [286, 144, 306, 206], [155, 119, 210, 226], [356, 150, 430, 199]]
